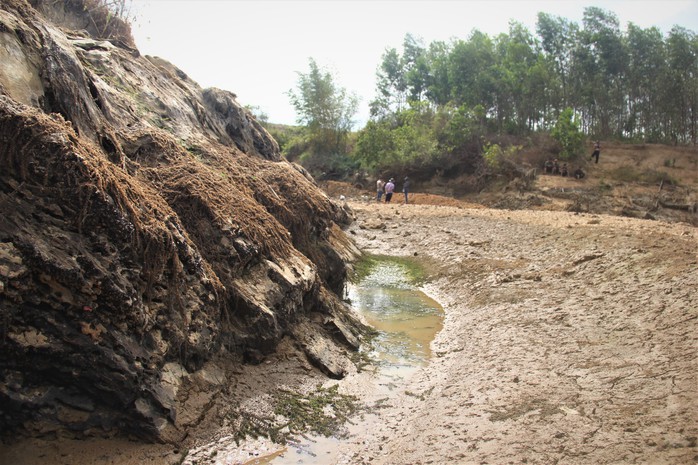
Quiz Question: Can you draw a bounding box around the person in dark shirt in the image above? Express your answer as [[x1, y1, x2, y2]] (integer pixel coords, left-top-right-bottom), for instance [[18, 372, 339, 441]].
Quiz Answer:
[[590, 141, 601, 164], [402, 176, 411, 204], [544, 159, 554, 174]]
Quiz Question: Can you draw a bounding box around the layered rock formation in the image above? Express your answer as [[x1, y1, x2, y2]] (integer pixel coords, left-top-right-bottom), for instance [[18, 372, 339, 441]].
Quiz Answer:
[[0, 0, 363, 442]]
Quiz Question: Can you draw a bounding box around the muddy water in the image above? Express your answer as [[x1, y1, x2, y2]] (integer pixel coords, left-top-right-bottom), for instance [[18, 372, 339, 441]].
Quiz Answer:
[[262, 259, 444, 465], [347, 275, 443, 373]]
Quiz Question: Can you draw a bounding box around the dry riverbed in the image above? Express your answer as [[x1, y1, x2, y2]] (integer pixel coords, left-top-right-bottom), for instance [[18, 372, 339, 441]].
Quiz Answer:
[[332, 200, 698, 465], [3, 200, 697, 465]]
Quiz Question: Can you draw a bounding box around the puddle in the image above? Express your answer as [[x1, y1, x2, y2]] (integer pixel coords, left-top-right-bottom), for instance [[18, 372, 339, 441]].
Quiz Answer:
[[347, 267, 443, 373], [186, 258, 444, 465], [260, 258, 444, 464]]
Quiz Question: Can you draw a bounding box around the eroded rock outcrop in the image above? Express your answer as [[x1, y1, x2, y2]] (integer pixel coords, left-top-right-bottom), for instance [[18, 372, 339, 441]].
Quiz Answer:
[[0, 0, 363, 442]]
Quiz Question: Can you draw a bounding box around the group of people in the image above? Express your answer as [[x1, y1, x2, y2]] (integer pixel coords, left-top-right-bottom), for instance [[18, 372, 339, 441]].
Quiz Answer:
[[543, 142, 600, 180], [544, 159, 586, 179], [544, 159, 570, 176], [376, 176, 411, 204]]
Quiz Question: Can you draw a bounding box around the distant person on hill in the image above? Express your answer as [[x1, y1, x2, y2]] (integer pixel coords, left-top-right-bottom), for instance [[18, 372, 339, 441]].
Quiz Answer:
[[590, 141, 601, 164], [552, 159, 560, 175], [402, 176, 411, 204], [384, 178, 395, 203], [574, 167, 586, 179], [544, 159, 554, 174], [376, 178, 385, 202], [561, 163, 569, 177]]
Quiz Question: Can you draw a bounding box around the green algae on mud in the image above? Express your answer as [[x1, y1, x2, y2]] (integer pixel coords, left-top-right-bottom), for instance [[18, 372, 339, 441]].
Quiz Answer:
[[273, 384, 358, 441], [349, 253, 433, 286]]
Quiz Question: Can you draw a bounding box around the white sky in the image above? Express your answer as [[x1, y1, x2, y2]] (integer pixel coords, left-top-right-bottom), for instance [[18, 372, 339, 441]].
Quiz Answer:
[[129, 0, 698, 126]]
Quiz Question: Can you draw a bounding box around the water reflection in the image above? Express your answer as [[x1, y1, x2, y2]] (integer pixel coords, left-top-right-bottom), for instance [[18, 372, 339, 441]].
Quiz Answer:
[[263, 259, 443, 464], [347, 284, 443, 370]]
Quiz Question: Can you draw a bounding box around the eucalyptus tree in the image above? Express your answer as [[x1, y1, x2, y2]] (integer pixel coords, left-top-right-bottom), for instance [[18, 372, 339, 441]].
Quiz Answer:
[[625, 24, 666, 140], [402, 34, 430, 102], [536, 13, 578, 111], [664, 27, 698, 144], [448, 31, 497, 112], [494, 21, 546, 133], [372, 47, 407, 118], [363, 6, 698, 153], [372, 34, 431, 117], [288, 58, 358, 156], [424, 40, 452, 106], [579, 7, 628, 137]]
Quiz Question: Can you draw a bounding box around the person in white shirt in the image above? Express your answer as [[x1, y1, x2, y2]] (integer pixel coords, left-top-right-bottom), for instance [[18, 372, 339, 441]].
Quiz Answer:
[[384, 178, 395, 203]]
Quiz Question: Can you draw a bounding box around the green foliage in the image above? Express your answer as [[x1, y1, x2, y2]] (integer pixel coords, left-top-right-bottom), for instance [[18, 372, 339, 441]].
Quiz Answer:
[[353, 98, 491, 181], [482, 143, 523, 169], [299, 150, 359, 180], [288, 8, 696, 187], [482, 143, 503, 169], [287, 58, 358, 155], [437, 104, 484, 153], [263, 123, 305, 160], [364, 13, 696, 145], [551, 108, 584, 160], [287, 58, 359, 178], [353, 119, 396, 170], [353, 103, 439, 173]]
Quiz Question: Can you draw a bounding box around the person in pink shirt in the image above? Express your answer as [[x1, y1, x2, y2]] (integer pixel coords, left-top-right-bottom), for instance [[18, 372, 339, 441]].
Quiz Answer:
[[384, 178, 395, 203]]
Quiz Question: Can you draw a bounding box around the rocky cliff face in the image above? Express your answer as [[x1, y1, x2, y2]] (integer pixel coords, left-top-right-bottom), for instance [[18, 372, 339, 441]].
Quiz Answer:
[[0, 0, 363, 442]]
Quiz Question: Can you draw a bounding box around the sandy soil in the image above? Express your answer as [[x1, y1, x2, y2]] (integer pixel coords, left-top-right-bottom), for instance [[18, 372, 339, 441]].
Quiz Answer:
[[327, 199, 698, 465]]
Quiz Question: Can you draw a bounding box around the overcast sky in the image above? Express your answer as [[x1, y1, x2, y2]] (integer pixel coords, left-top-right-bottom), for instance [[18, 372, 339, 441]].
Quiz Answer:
[[129, 0, 698, 126]]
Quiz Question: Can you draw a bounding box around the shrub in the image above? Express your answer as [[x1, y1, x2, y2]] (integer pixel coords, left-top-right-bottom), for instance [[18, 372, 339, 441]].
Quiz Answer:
[[551, 108, 584, 161]]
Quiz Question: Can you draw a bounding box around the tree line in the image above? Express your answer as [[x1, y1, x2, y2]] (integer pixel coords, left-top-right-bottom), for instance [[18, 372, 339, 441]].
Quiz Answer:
[[370, 7, 697, 143], [283, 7, 697, 180]]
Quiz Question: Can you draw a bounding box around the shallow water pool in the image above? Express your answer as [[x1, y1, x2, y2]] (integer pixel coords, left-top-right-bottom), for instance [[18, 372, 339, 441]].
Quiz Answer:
[[261, 258, 444, 464], [346, 263, 443, 374]]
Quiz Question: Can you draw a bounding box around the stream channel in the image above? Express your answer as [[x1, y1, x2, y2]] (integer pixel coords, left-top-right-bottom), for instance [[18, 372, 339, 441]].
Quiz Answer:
[[260, 257, 444, 464]]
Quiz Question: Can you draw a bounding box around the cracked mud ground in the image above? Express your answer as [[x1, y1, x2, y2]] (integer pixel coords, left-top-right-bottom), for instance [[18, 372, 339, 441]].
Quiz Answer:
[[338, 201, 697, 465]]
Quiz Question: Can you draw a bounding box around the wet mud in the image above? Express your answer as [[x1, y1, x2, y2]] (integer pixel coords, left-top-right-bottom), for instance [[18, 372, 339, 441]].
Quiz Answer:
[[334, 201, 698, 465]]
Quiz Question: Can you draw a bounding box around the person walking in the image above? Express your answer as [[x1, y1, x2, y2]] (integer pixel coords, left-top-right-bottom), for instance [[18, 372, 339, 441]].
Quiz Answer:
[[384, 178, 395, 203], [376, 178, 385, 202], [402, 176, 411, 204], [590, 141, 601, 164]]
